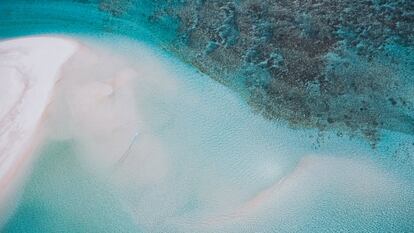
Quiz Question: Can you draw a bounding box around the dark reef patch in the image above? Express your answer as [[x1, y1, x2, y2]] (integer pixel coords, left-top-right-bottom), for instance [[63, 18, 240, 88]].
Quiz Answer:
[[138, 0, 414, 146]]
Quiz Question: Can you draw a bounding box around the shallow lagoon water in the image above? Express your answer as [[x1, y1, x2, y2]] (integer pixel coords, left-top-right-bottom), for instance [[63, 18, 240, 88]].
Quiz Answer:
[[0, 1, 414, 232], [0, 36, 412, 232]]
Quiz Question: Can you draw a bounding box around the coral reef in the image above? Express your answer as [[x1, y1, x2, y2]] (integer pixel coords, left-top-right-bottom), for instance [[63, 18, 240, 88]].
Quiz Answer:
[[77, 0, 414, 144]]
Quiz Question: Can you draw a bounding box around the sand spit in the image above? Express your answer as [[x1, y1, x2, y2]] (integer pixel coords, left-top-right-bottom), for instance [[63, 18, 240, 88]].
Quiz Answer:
[[0, 36, 78, 225]]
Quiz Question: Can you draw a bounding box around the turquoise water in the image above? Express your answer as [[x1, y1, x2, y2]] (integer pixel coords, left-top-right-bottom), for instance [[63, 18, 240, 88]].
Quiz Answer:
[[0, 1, 414, 233], [2, 142, 142, 233], [0, 0, 176, 46]]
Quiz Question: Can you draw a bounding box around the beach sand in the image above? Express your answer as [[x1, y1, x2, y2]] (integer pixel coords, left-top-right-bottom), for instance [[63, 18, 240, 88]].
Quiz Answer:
[[0, 36, 78, 225]]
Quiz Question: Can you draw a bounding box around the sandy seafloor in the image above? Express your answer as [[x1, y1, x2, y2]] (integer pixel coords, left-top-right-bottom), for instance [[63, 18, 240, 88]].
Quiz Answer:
[[0, 34, 413, 233]]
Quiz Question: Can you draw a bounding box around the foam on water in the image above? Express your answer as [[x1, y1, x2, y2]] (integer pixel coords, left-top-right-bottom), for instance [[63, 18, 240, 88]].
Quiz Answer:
[[1, 36, 412, 232]]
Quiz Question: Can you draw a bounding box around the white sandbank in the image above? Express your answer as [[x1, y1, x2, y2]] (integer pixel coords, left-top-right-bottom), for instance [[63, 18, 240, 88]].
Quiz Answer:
[[0, 36, 78, 224]]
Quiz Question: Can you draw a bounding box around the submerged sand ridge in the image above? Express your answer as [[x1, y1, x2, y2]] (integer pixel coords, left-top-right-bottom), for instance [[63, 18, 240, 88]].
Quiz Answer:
[[1, 36, 413, 232]]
